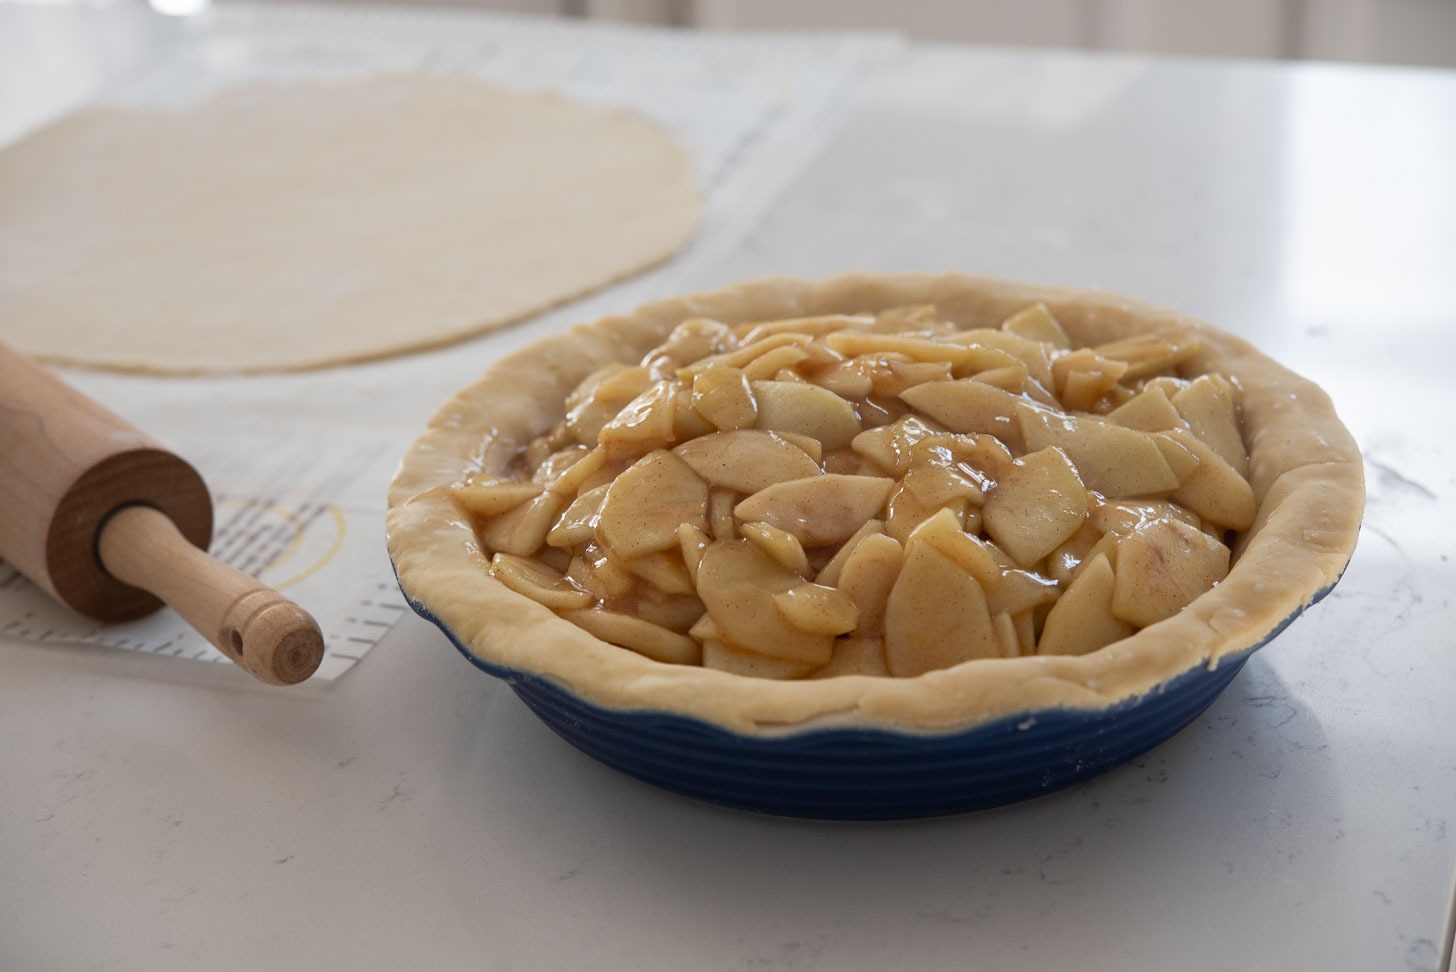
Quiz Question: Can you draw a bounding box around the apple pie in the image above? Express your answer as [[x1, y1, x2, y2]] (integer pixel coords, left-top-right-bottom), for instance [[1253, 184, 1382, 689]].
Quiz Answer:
[[387, 274, 1362, 732]]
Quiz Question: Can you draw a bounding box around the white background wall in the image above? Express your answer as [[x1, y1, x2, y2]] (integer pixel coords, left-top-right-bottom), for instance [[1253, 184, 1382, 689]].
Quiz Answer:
[[434, 0, 1456, 68]]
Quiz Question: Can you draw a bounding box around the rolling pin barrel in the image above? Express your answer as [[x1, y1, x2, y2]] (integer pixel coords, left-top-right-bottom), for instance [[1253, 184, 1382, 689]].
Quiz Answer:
[[0, 342, 323, 684]]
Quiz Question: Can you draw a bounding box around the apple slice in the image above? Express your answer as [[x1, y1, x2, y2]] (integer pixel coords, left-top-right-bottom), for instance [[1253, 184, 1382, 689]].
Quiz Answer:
[[561, 607, 702, 666], [1037, 553, 1132, 656], [454, 479, 544, 519], [773, 583, 859, 635], [643, 317, 732, 371], [836, 532, 904, 635], [751, 379, 863, 449], [741, 521, 811, 575], [490, 553, 595, 611], [1001, 302, 1070, 348], [707, 488, 738, 540], [1111, 517, 1231, 628], [735, 313, 874, 343], [1108, 386, 1186, 433], [906, 507, 999, 585], [598, 379, 678, 454], [825, 332, 981, 368], [479, 490, 566, 557], [565, 542, 635, 601], [539, 446, 609, 496], [673, 429, 821, 494], [944, 327, 1054, 386], [901, 462, 985, 508], [565, 364, 655, 445], [809, 637, 890, 678], [1090, 497, 1199, 536], [884, 480, 969, 545], [621, 550, 695, 596], [701, 639, 818, 679], [1018, 402, 1180, 498], [741, 344, 812, 381], [1051, 348, 1128, 411], [1159, 427, 1257, 531], [1045, 519, 1104, 585], [900, 379, 1023, 449], [694, 539, 833, 665], [735, 474, 895, 547], [982, 446, 1089, 567], [1171, 374, 1248, 476], [850, 415, 943, 476], [595, 450, 709, 559], [545, 483, 610, 548], [678, 333, 811, 377], [1092, 333, 1200, 379], [691, 365, 758, 432], [884, 541, 1000, 676], [869, 359, 955, 398]]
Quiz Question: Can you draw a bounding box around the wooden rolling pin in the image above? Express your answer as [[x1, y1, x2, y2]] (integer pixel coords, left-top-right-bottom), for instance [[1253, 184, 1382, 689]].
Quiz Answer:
[[0, 342, 324, 685]]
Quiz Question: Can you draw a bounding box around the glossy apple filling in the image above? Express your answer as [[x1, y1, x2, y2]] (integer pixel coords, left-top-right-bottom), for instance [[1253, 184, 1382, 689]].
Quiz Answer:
[[454, 302, 1252, 679]]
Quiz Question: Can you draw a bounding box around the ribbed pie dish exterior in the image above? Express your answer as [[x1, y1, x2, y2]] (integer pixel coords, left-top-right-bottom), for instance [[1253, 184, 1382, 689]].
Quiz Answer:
[[386, 273, 1363, 818]]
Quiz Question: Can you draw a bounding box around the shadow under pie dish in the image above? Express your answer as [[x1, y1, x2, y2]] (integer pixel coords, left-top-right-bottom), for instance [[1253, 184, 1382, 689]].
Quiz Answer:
[[386, 272, 1364, 819]]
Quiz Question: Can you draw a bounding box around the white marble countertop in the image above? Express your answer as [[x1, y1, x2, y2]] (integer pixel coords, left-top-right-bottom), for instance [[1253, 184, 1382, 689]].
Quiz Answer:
[[3, 4, 1455, 970]]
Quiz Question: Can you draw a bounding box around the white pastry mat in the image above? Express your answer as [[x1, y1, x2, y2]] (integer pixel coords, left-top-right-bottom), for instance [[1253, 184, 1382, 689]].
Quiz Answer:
[[0, 2, 899, 683]]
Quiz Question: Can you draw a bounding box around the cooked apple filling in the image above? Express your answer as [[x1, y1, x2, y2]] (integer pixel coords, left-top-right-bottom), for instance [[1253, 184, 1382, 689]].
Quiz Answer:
[[455, 303, 1253, 679]]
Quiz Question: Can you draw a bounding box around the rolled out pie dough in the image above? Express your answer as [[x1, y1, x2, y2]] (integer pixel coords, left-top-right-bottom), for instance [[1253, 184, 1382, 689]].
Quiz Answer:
[[0, 76, 701, 373]]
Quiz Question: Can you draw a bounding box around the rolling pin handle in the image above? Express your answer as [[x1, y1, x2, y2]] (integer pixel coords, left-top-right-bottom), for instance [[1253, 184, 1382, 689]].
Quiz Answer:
[[97, 505, 325, 685]]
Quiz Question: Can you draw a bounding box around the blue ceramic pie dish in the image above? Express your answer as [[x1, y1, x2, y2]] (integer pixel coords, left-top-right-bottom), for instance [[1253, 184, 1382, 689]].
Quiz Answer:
[[385, 274, 1364, 820], [400, 572, 1342, 820]]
